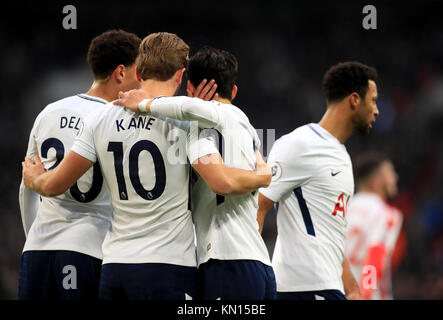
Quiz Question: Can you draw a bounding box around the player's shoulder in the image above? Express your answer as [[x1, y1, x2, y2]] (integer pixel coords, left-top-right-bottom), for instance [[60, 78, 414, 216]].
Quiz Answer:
[[32, 95, 79, 127], [218, 102, 252, 126], [84, 100, 122, 128], [273, 124, 313, 152], [38, 95, 77, 114], [37, 94, 107, 118]]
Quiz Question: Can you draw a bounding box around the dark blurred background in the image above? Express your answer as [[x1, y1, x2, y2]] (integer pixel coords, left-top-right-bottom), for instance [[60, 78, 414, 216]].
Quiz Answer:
[[1, 0, 442, 299]]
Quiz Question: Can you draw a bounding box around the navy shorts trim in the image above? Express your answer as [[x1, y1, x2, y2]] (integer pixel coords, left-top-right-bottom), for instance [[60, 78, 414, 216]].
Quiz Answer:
[[197, 259, 277, 300], [277, 289, 347, 300]]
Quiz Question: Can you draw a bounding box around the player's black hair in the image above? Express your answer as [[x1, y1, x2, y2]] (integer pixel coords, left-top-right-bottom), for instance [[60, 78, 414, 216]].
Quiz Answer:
[[87, 29, 141, 80], [353, 152, 389, 187], [188, 46, 238, 100], [322, 61, 378, 104]]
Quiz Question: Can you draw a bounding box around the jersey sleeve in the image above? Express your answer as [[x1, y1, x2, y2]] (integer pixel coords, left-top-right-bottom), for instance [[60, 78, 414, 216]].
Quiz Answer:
[[71, 112, 98, 162], [150, 96, 220, 129], [19, 122, 41, 236], [187, 129, 220, 164], [252, 128, 261, 152], [19, 179, 40, 237], [259, 136, 313, 202]]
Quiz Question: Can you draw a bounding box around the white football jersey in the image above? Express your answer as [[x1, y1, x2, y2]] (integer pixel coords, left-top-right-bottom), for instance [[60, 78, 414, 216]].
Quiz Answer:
[[147, 97, 271, 267], [260, 123, 354, 293], [22, 94, 112, 259], [71, 101, 218, 266], [345, 193, 402, 299]]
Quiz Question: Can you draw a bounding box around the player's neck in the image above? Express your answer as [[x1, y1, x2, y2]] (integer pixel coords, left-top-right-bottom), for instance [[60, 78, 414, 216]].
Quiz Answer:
[[318, 105, 353, 144], [215, 97, 231, 105], [140, 79, 177, 98], [86, 80, 117, 102]]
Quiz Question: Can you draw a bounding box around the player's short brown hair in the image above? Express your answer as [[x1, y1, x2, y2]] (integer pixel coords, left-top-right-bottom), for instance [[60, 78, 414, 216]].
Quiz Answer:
[[353, 152, 389, 189], [322, 61, 378, 104], [137, 32, 189, 81], [87, 29, 141, 80]]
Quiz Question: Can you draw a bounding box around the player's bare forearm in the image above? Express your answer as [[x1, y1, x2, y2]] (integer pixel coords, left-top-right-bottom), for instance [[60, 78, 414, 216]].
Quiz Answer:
[[30, 169, 62, 197], [22, 156, 64, 197], [193, 153, 271, 196], [225, 166, 271, 196], [22, 151, 93, 197], [226, 151, 271, 195], [342, 259, 362, 300], [257, 192, 275, 234]]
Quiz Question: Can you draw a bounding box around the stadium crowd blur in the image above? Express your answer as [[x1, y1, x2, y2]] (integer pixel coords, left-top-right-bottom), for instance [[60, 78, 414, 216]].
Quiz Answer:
[[0, 1, 441, 299]]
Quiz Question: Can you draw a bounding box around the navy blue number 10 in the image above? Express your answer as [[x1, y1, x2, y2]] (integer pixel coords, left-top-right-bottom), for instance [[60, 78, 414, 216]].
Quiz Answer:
[[108, 140, 166, 201]]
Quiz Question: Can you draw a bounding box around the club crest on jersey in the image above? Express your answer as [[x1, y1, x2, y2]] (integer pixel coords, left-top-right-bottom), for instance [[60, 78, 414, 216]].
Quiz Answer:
[[270, 162, 282, 181], [75, 120, 84, 137]]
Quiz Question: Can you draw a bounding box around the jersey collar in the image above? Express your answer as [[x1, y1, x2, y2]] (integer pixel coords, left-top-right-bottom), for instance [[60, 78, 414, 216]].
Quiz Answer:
[[308, 123, 347, 150], [77, 94, 108, 105]]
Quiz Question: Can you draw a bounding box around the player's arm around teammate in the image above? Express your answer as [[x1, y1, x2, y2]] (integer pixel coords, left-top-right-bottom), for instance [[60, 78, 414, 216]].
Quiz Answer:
[[114, 83, 271, 196], [22, 152, 93, 197], [22, 131, 270, 198]]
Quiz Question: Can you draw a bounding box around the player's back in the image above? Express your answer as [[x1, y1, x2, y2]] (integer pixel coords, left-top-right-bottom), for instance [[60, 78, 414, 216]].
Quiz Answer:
[[24, 94, 112, 259], [74, 103, 196, 266], [261, 123, 354, 293], [192, 101, 271, 267]]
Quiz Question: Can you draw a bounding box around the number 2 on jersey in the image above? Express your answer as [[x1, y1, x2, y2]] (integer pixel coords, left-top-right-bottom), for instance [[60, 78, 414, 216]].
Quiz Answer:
[[107, 140, 166, 201], [41, 137, 103, 202]]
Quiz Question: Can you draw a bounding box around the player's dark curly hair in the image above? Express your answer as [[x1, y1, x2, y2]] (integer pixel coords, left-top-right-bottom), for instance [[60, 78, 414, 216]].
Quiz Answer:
[[322, 61, 378, 104], [87, 29, 141, 80], [188, 46, 238, 100]]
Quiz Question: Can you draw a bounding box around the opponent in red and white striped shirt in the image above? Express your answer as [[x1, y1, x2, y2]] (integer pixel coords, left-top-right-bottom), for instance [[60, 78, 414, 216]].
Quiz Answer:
[[345, 153, 402, 300]]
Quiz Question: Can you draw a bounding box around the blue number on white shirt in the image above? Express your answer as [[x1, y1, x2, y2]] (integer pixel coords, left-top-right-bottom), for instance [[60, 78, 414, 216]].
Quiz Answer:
[[41, 137, 103, 202], [108, 140, 166, 200], [41, 138, 64, 170]]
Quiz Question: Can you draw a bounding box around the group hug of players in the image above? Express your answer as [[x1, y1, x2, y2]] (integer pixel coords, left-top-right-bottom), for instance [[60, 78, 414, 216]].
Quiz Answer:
[[19, 29, 402, 300]]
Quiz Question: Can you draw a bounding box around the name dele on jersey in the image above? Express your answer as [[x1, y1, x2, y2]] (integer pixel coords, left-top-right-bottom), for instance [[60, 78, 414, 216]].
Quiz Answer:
[[60, 115, 83, 137]]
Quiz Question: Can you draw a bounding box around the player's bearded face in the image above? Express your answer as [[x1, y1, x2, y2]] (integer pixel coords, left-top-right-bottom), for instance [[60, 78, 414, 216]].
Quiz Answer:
[[352, 81, 378, 136], [352, 100, 372, 136]]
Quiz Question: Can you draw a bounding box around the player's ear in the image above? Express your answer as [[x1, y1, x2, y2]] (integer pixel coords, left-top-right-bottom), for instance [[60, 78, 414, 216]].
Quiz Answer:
[[231, 85, 238, 101], [136, 67, 142, 82], [349, 92, 360, 111], [114, 64, 125, 84], [176, 68, 186, 86], [187, 80, 196, 96]]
